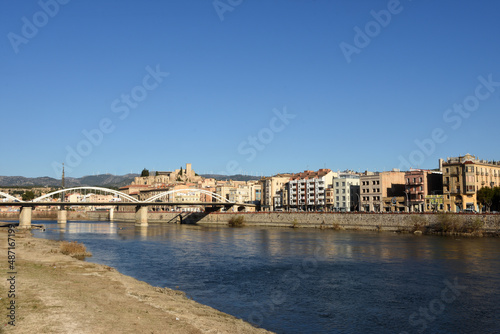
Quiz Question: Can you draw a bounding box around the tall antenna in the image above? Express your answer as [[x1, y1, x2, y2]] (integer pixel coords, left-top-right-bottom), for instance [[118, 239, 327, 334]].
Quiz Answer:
[[61, 163, 65, 204], [62, 163, 65, 189]]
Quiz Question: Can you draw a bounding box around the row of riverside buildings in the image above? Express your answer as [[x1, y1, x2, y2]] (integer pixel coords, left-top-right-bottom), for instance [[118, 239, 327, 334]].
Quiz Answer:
[[118, 154, 500, 213], [2, 154, 498, 213], [259, 154, 500, 213]]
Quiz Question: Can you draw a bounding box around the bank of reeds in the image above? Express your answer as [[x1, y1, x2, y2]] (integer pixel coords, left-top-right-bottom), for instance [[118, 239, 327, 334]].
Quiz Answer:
[[228, 215, 245, 227], [60, 241, 92, 259]]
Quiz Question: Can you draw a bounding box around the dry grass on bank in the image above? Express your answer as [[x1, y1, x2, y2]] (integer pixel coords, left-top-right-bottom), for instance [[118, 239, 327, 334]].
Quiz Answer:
[[60, 240, 92, 259], [228, 215, 245, 227]]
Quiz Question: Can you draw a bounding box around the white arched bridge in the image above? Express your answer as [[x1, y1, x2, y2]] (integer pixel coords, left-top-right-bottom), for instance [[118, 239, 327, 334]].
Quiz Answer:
[[0, 187, 255, 228]]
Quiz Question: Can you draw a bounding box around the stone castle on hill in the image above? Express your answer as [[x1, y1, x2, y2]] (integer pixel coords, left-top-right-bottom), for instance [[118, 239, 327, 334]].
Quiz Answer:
[[132, 163, 202, 186]]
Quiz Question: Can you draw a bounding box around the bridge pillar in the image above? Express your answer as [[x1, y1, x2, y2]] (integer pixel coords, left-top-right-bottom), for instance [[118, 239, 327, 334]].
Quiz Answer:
[[135, 206, 148, 226], [58, 210, 67, 224], [19, 206, 32, 228], [109, 207, 115, 222]]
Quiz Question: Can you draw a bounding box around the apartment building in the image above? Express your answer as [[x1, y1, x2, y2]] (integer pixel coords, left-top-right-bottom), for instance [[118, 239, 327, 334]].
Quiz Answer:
[[259, 174, 291, 211], [326, 174, 360, 212], [286, 169, 335, 211], [360, 170, 405, 212], [404, 169, 443, 212], [441, 154, 500, 212]]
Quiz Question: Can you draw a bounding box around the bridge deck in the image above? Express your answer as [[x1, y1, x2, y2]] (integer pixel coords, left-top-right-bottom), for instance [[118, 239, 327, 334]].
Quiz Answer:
[[0, 202, 255, 207]]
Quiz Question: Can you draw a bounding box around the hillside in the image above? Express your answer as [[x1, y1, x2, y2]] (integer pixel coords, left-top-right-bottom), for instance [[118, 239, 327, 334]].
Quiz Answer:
[[0, 174, 139, 188], [0, 173, 262, 188]]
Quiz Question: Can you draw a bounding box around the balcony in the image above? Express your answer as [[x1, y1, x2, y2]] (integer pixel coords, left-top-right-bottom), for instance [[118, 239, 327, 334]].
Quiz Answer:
[[465, 187, 475, 194]]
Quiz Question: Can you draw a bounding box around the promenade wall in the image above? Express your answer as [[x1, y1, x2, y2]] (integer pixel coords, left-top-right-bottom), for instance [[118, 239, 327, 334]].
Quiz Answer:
[[2, 210, 499, 234], [94, 211, 500, 234]]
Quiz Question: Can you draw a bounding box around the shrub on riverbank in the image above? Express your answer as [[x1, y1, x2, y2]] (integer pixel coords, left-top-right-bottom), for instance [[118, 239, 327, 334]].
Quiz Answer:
[[228, 216, 245, 227], [430, 214, 484, 235], [60, 241, 92, 259], [410, 215, 428, 233]]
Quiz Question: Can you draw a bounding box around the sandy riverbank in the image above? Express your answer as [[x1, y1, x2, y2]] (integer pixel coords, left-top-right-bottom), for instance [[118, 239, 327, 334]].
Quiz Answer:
[[0, 224, 272, 334]]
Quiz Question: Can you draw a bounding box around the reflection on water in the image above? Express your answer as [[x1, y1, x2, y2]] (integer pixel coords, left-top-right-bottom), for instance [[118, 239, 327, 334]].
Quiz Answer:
[[33, 220, 500, 334]]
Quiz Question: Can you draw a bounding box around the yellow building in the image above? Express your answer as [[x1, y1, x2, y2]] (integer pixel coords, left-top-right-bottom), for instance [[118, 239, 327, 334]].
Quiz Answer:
[[441, 154, 500, 212]]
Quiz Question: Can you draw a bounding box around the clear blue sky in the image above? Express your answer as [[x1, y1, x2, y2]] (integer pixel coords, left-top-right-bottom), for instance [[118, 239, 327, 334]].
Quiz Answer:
[[1, 0, 499, 178]]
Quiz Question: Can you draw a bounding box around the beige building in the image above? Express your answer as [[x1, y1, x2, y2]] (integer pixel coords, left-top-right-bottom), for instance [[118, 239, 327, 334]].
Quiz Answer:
[[259, 174, 292, 211], [441, 154, 500, 212], [360, 170, 405, 212], [132, 163, 202, 186]]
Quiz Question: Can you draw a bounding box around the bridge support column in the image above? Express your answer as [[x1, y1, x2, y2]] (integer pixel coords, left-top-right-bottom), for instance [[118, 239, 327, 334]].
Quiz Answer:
[[58, 210, 67, 224], [19, 206, 32, 228], [135, 206, 148, 226], [109, 207, 115, 222]]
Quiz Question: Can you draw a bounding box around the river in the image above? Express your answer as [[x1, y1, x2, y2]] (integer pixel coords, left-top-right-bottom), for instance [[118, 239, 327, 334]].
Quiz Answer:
[[32, 220, 500, 334]]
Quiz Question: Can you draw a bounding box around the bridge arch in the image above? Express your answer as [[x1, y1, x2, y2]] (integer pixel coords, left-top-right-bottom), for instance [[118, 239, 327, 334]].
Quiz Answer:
[[145, 188, 234, 204], [0, 192, 24, 203], [33, 187, 139, 203]]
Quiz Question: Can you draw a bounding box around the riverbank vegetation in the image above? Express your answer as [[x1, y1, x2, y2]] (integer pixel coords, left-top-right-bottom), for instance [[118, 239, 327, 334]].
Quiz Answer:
[[228, 215, 245, 227], [60, 240, 92, 259], [409, 214, 488, 236]]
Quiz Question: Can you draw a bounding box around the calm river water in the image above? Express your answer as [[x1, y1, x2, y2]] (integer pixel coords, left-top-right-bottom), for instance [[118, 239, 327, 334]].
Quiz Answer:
[[32, 220, 500, 334]]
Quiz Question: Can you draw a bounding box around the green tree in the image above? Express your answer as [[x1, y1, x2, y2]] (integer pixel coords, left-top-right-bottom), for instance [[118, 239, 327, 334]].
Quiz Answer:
[[179, 166, 183, 176], [141, 168, 149, 177], [477, 187, 494, 212], [493, 187, 500, 212], [22, 190, 36, 201]]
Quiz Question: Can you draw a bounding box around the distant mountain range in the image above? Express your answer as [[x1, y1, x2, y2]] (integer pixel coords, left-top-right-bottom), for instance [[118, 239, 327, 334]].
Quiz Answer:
[[200, 174, 262, 182], [0, 173, 262, 188], [0, 174, 139, 188]]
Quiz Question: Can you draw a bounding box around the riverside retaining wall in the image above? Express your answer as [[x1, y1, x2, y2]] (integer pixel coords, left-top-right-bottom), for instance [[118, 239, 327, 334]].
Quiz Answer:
[[104, 211, 500, 234], [2, 211, 499, 234]]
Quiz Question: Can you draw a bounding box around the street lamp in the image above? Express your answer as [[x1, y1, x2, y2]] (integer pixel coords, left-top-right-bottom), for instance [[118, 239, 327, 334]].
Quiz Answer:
[[404, 190, 409, 213]]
